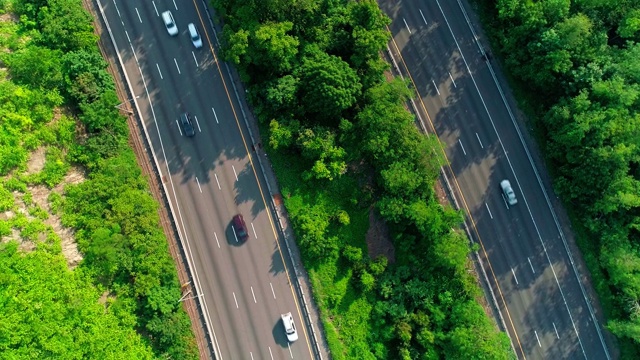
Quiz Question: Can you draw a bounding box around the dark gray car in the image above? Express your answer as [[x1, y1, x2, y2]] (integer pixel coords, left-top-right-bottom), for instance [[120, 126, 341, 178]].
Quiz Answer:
[[180, 112, 195, 137]]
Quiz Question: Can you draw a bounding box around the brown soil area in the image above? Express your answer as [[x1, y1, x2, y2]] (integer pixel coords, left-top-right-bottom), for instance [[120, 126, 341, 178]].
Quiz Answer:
[[365, 207, 395, 263]]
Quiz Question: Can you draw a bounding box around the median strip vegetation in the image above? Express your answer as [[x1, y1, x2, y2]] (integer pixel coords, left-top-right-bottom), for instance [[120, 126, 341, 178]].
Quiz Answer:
[[0, 1, 197, 359], [212, 0, 512, 358]]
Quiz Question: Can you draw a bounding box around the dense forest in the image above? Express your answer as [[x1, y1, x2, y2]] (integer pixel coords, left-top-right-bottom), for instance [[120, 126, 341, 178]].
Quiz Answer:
[[476, 0, 640, 357], [0, 0, 196, 358], [212, 0, 511, 358]]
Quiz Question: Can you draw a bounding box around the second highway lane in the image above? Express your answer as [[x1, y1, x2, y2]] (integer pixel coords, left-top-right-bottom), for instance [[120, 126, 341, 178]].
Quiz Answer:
[[98, 0, 314, 359], [379, 0, 611, 359]]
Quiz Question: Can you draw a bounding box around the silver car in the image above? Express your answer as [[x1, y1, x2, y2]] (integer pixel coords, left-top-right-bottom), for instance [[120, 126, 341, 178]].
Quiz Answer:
[[501, 179, 517, 205]]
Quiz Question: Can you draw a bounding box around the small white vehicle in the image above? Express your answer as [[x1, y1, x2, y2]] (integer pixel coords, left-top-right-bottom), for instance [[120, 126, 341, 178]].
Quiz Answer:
[[281, 312, 298, 342], [501, 179, 518, 206], [162, 11, 178, 36], [188, 23, 203, 48]]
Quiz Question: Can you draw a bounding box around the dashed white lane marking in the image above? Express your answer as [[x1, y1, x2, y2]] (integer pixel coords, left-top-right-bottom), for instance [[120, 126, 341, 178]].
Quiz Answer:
[[214, 232, 220, 248], [172, 0, 178, 10], [152, 1, 158, 16], [214, 173, 221, 190], [553, 322, 559, 339], [458, 139, 467, 155], [232, 165, 238, 181], [511, 268, 519, 285], [250, 286, 257, 303], [232, 226, 238, 243], [251, 223, 257, 239], [535, 330, 541, 347], [419, 9, 427, 25], [195, 177, 202, 193], [528, 257, 535, 273], [156, 63, 163, 79], [270, 283, 276, 299], [192, 51, 199, 67], [212, 107, 219, 124], [288, 343, 293, 358], [403, 18, 411, 34], [232, 292, 238, 309], [485, 202, 493, 219], [475, 132, 483, 148], [250, 352, 254, 360], [194, 115, 201, 132], [135, 8, 142, 23], [432, 79, 440, 95], [268, 347, 274, 360], [449, 72, 457, 88], [174, 58, 181, 74], [175, 119, 182, 136]]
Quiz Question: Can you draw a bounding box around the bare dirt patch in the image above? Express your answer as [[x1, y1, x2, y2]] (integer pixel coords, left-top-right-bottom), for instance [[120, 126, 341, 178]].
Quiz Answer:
[[26, 147, 46, 175], [30, 183, 83, 269], [365, 207, 395, 263]]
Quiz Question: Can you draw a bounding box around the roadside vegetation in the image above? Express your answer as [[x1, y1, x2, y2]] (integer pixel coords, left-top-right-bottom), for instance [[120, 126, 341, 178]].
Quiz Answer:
[[212, 0, 512, 358], [474, 0, 640, 357], [0, 1, 197, 359]]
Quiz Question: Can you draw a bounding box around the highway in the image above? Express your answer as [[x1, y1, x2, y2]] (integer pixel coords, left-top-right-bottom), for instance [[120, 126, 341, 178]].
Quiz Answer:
[[378, 0, 612, 359], [97, 0, 314, 359]]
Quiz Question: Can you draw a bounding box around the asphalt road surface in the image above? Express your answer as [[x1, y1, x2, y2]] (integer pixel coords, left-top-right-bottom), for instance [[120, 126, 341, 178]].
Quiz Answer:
[[378, 0, 612, 359], [97, 0, 314, 359]]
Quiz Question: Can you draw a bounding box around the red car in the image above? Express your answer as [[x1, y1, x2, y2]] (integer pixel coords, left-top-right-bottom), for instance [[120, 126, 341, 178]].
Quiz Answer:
[[232, 214, 249, 242]]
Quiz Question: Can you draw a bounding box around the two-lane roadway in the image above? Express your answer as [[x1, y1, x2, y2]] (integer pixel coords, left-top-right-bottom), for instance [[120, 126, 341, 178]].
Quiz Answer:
[[97, 0, 314, 359], [379, 0, 612, 359]]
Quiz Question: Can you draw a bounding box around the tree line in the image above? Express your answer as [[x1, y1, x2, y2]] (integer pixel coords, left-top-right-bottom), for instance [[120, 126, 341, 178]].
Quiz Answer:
[[0, 0, 197, 358], [212, 0, 512, 358], [479, 0, 640, 356]]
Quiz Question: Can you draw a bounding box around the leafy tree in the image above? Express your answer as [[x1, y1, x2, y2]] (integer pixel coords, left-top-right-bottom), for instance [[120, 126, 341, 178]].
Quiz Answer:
[[296, 45, 361, 123], [37, 0, 97, 52], [62, 50, 114, 104], [3, 45, 64, 90]]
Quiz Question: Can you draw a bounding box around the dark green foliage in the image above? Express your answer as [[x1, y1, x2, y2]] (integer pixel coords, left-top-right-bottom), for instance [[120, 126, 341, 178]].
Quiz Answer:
[[214, 0, 512, 358], [479, 0, 640, 355]]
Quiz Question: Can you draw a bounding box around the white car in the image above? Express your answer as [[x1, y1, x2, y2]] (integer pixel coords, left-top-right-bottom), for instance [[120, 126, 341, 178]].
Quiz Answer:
[[162, 11, 178, 36], [188, 23, 203, 48], [281, 312, 298, 342], [500, 179, 518, 206]]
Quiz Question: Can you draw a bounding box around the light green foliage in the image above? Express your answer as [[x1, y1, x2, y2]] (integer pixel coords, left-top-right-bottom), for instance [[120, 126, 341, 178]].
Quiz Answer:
[[618, 9, 640, 39], [298, 127, 347, 181], [0, 241, 155, 359], [3, 45, 64, 90], [38, 0, 97, 52], [0, 182, 13, 211]]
